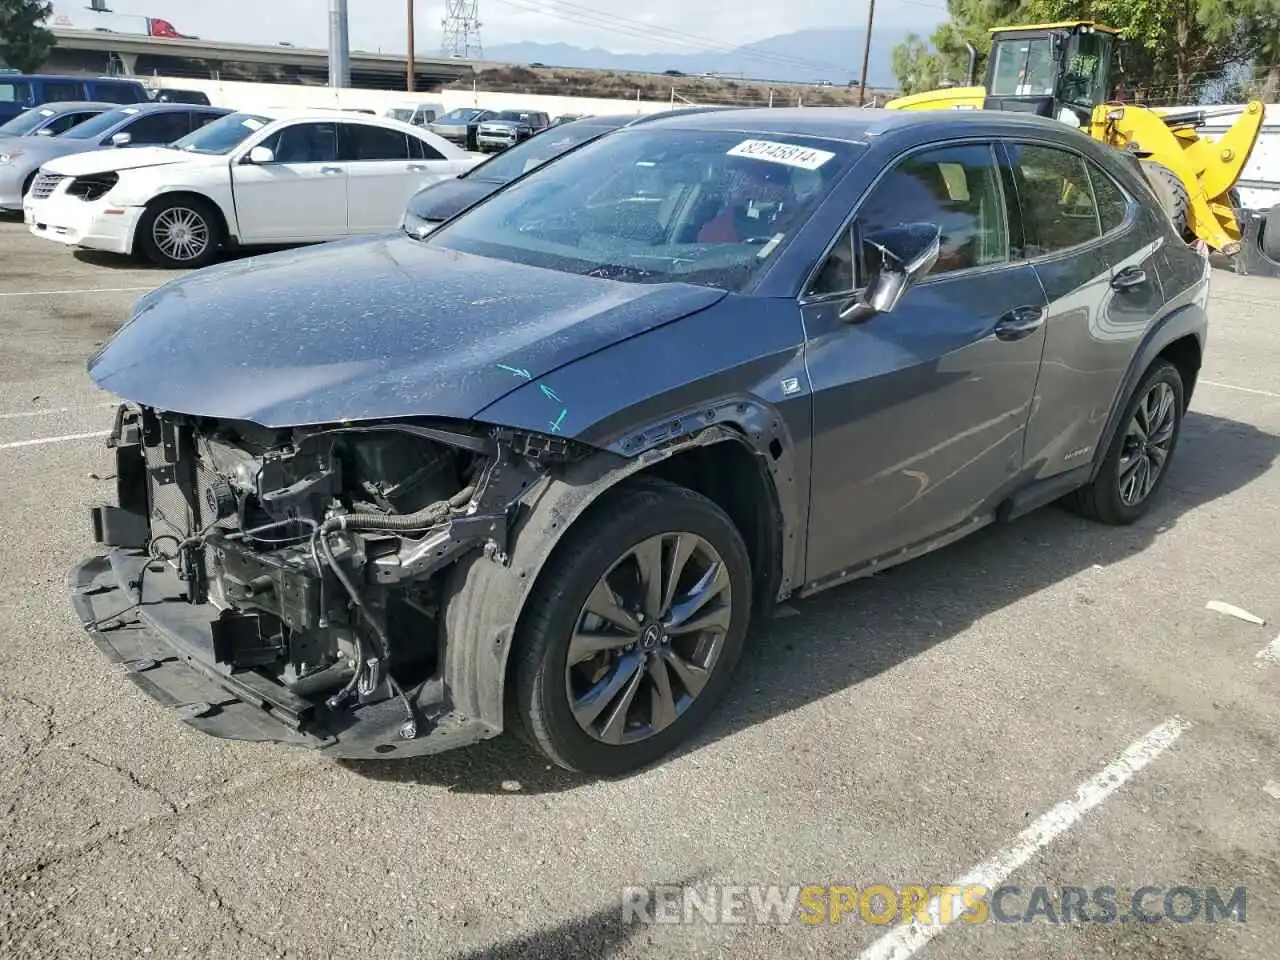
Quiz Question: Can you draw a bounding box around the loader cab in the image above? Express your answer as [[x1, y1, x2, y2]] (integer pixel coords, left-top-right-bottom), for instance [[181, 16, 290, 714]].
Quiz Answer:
[[984, 22, 1118, 128]]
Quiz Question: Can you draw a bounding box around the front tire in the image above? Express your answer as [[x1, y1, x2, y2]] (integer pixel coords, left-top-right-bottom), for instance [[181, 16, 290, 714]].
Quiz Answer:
[[513, 479, 752, 776], [1064, 359, 1185, 525], [1140, 161, 1191, 239], [137, 196, 222, 269]]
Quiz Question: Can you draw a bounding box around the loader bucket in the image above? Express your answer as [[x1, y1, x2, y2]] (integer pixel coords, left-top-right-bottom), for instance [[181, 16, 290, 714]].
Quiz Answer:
[[1094, 100, 1264, 254]]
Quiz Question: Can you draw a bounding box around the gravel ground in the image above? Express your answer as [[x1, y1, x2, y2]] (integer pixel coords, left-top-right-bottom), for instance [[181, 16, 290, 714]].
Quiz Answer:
[[0, 222, 1276, 960]]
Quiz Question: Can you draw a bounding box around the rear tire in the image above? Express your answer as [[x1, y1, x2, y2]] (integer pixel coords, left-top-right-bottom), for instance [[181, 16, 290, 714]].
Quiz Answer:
[[1140, 161, 1190, 238], [137, 196, 222, 269], [513, 479, 752, 776], [1063, 359, 1185, 525]]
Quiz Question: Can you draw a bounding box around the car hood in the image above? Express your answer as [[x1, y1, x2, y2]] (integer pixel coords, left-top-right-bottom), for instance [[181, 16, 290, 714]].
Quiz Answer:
[[88, 233, 727, 428], [42, 146, 203, 177], [406, 176, 502, 222]]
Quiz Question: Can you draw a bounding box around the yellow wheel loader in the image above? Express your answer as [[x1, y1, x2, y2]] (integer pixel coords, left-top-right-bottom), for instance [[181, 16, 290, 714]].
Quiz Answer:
[[885, 21, 1264, 256]]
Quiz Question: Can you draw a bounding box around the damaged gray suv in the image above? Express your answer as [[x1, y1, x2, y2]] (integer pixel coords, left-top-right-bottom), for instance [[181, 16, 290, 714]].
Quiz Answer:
[[73, 108, 1210, 775]]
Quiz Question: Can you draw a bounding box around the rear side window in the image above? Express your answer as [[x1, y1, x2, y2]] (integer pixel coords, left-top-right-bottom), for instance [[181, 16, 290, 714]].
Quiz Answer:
[[343, 124, 411, 161], [1088, 162, 1130, 234], [856, 143, 1010, 277], [1009, 143, 1102, 254], [0, 82, 32, 104], [408, 136, 445, 161]]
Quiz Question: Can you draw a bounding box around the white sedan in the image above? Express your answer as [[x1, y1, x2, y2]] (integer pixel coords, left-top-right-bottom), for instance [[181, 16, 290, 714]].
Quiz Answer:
[[24, 108, 483, 268]]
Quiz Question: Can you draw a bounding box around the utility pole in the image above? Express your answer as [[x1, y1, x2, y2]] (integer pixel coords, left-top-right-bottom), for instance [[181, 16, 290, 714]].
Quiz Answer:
[[407, 0, 416, 92], [857, 0, 875, 106], [328, 0, 351, 88]]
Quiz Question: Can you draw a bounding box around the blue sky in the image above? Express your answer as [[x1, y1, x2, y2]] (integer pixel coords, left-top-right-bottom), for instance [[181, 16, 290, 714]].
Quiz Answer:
[[50, 0, 948, 54]]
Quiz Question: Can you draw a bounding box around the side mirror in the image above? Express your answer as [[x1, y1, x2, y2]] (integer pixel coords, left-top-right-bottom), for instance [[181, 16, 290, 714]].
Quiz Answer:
[[110, 132, 132, 147], [245, 145, 275, 164], [840, 222, 941, 320]]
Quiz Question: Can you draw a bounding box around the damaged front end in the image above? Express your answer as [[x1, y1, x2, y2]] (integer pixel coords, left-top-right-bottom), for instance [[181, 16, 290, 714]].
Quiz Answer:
[[71, 404, 574, 758]]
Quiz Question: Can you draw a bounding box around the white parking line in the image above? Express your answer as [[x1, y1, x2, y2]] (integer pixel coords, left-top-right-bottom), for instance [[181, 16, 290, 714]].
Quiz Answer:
[[1200, 379, 1280, 400], [0, 404, 115, 421], [856, 717, 1191, 960], [0, 286, 154, 298], [0, 430, 109, 451]]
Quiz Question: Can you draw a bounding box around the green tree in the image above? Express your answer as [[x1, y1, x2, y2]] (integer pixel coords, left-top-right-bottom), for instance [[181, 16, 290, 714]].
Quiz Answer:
[[0, 0, 55, 73], [1024, 0, 1264, 101], [892, 33, 944, 94], [891, 0, 1028, 94], [1200, 0, 1280, 100]]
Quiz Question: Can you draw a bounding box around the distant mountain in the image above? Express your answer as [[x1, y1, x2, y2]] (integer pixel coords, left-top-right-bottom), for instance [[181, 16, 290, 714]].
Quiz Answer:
[[482, 26, 911, 88]]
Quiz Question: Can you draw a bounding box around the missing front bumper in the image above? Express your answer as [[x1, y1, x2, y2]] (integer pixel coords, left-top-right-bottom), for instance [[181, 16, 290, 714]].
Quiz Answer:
[[67, 547, 500, 760]]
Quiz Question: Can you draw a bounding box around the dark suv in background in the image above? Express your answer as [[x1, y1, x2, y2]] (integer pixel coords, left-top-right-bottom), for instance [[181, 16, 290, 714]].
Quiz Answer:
[[0, 73, 150, 124]]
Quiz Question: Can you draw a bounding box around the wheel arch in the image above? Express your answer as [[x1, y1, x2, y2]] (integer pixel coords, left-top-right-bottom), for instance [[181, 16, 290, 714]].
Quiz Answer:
[[135, 190, 231, 254], [440, 408, 797, 735], [1089, 305, 1205, 484]]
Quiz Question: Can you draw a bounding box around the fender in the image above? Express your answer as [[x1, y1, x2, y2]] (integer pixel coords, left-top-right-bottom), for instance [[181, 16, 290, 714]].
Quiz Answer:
[[1088, 300, 1207, 484], [441, 399, 798, 733]]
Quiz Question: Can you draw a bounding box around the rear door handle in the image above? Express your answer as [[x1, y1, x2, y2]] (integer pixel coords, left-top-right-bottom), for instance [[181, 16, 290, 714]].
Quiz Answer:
[[1111, 266, 1147, 290], [994, 305, 1046, 341], [320, 165, 344, 175], [407, 163, 428, 172]]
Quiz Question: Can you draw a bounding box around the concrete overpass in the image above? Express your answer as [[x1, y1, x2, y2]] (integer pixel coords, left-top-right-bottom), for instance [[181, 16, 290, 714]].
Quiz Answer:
[[48, 27, 477, 91]]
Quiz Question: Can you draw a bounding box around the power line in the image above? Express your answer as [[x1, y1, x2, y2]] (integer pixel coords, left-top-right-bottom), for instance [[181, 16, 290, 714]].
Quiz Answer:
[[442, 0, 483, 59]]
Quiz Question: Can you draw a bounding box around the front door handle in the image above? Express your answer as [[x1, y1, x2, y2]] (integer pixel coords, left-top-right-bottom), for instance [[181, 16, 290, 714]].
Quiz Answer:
[[407, 163, 428, 172], [320, 165, 344, 175], [994, 305, 1046, 341], [1111, 266, 1147, 291]]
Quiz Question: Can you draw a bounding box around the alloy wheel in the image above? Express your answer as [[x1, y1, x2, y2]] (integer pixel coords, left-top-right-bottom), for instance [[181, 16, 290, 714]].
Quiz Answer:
[[1118, 380, 1177, 507], [153, 206, 210, 263], [565, 532, 733, 746]]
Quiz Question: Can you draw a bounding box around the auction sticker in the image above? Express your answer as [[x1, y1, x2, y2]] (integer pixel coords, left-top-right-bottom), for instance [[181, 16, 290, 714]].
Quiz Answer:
[[726, 139, 835, 170]]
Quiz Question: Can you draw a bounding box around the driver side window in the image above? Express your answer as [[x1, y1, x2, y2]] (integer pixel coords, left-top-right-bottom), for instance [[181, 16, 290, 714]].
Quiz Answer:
[[808, 142, 1009, 298]]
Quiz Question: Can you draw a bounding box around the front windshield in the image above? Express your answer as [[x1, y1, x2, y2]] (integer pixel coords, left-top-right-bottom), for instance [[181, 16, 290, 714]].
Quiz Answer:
[[989, 36, 1057, 97], [0, 107, 56, 136], [1060, 31, 1113, 107], [437, 109, 484, 123], [171, 112, 272, 154], [61, 107, 138, 140], [428, 127, 857, 292], [467, 123, 615, 183]]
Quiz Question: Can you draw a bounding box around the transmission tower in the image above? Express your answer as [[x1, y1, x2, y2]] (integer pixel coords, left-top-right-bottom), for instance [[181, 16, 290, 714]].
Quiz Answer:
[[441, 0, 483, 59]]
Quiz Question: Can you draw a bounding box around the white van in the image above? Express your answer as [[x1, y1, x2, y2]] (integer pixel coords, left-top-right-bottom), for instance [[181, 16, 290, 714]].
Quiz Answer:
[[385, 101, 445, 127]]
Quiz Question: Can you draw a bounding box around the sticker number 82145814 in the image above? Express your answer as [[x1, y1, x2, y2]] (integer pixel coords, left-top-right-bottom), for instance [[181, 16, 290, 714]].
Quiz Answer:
[[726, 139, 836, 170]]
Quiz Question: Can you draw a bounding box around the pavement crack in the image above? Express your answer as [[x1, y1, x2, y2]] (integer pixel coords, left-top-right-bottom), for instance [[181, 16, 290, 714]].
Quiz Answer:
[[164, 849, 283, 958], [70, 748, 179, 815], [0, 692, 57, 760]]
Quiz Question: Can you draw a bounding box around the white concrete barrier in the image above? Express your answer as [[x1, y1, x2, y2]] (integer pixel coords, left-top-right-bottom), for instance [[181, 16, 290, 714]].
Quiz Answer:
[[147, 75, 681, 119]]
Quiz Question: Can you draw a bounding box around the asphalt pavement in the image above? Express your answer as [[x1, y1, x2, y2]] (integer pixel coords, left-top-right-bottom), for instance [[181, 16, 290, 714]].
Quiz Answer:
[[0, 222, 1276, 959]]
